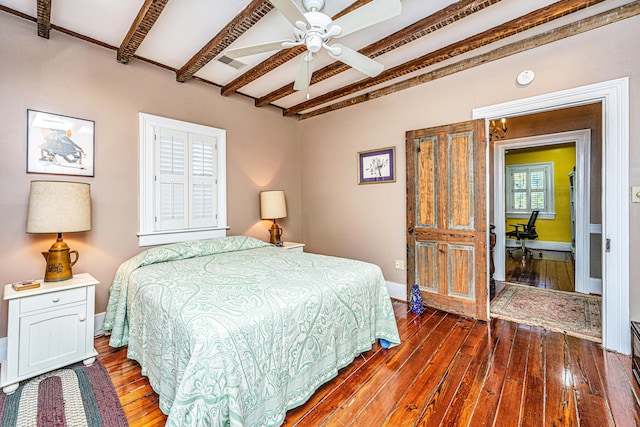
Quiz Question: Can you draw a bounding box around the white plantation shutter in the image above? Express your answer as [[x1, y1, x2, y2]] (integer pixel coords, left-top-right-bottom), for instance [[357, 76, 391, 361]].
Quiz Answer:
[[139, 113, 227, 247], [506, 162, 554, 218], [156, 128, 188, 231], [189, 134, 217, 228]]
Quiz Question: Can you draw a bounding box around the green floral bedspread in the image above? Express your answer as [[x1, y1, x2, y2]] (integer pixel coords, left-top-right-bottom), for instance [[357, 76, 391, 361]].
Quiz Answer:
[[103, 236, 400, 427]]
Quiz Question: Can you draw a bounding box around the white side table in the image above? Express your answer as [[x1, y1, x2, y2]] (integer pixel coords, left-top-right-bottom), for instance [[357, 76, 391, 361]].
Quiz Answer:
[[1, 273, 99, 394], [280, 242, 305, 252]]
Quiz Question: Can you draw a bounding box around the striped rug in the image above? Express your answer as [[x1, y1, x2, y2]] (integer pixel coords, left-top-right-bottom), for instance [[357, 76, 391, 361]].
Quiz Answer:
[[0, 360, 127, 427]]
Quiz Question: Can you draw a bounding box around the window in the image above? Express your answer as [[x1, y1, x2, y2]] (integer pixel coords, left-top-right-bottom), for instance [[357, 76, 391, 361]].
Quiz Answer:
[[139, 113, 227, 246], [505, 162, 555, 219]]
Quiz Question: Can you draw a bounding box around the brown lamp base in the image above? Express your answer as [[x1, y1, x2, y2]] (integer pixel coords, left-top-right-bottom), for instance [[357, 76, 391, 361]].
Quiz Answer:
[[42, 235, 79, 282], [268, 221, 283, 245]]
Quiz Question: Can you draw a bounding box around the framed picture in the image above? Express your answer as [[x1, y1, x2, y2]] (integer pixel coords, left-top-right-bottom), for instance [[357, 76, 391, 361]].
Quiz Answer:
[[358, 146, 395, 184], [26, 109, 95, 177]]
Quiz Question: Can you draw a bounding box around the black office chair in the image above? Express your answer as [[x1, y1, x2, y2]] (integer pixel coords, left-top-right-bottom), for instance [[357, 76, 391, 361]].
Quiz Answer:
[[506, 210, 542, 260]]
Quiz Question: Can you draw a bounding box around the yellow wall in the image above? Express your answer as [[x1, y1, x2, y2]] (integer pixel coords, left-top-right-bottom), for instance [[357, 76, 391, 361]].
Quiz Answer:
[[505, 143, 576, 243]]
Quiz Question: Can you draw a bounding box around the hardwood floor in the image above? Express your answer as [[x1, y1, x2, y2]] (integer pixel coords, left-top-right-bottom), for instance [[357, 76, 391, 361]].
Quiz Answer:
[[97, 301, 640, 426], [505, 250, 575, 292]]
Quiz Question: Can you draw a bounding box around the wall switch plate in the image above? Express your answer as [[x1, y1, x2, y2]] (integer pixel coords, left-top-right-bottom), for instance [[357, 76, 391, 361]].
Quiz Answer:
[[632, 186, 640, 203], [395, 260, 405, 270]]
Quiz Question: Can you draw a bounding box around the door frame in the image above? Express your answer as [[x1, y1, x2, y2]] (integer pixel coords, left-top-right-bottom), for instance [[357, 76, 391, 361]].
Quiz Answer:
[[493, 130, 592, 294], [473, 77, 630, 355]]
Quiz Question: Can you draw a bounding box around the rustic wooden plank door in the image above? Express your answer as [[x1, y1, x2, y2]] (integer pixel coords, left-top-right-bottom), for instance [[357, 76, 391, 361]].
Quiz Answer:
[[406, 120, 488, 320]]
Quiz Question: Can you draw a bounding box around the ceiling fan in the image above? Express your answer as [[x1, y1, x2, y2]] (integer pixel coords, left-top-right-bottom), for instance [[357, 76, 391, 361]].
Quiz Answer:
[[224, 0, 402, 91]]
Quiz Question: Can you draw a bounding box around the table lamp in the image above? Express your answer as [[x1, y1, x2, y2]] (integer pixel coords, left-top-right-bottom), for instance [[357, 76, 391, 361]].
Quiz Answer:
[[26, 181, 91, 282], [260, 190, 287, 245]]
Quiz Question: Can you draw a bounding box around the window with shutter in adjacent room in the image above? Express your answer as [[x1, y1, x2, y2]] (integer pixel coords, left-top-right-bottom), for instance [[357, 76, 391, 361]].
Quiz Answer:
[[505, 162, 555, 219]]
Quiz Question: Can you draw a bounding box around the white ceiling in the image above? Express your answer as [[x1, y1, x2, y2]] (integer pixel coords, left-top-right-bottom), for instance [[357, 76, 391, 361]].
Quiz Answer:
[[0, 0, 635, 117]]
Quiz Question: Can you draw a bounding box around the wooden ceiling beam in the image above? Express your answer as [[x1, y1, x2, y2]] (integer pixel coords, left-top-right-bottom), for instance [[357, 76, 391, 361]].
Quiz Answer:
[[256, 0, 500, 108], [117, 0, 170, 64], [220, 0, 373, 97], [299, 1, 640, 120], [284, 0, 605, 117], [37, 0, 51, 39], [176, 0, 273, 83]]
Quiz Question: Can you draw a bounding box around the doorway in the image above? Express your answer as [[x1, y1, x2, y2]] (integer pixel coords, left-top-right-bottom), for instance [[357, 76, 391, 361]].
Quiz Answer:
[[473, 77, 630, 354], [493, 128, 594, 295]]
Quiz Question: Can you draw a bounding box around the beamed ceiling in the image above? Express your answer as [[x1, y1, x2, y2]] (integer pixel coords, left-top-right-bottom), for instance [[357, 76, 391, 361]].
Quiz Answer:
[[1, 0, 638, 120]]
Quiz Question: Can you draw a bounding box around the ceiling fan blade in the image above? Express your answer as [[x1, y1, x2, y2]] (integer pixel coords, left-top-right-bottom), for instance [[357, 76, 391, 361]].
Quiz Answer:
[[225, 40, 292, 59], [329, 0, 401, 39], [327, 43, 384, 77], [270, 0, 310, 29], [293, 53, 316, 91]]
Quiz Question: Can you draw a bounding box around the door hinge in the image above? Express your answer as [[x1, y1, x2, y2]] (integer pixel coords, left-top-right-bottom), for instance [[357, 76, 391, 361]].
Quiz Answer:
[[606, 238, 611, 252]]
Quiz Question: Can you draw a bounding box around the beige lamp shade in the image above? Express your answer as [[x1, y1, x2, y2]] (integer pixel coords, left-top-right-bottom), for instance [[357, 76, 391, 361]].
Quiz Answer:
[[27, 181, 92, 233], [260, 190, 287, 220]]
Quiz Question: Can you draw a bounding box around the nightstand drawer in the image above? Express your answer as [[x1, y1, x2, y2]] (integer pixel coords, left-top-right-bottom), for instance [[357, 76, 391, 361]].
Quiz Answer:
[[20, 287, 86, 314]]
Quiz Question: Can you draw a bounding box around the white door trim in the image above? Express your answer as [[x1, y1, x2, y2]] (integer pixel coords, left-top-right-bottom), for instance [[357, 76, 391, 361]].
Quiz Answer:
[[473, 77, 630, 355], [493, 130, 592, 294]]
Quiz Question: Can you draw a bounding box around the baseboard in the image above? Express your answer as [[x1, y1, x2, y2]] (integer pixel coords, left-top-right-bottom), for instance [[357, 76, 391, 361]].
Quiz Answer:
[[386, 280, 407, 302], [94, 312, 105, 336], [588, 278, 603, 295], [0, 312, 106, 361], [506, 239, 572, 252]]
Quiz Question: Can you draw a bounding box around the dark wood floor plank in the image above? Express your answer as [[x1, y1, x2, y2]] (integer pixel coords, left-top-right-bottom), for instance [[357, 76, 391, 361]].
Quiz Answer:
[[545, 331, 578, 426], [289, 310, 449, 425], [372, 317, 476, 426], [590, 344, 640, 426], [567, 335, 616, 427], [505, 251, 575, 292], [614, 352, 640, 397], [320, 314, 461, 426], [465, 319, 518, 425], [412, 321, 489, 427], [95, 299, 640, 427], [521, 326, 545, 427], [438, 318, 512, 425], [493, 324, 531, 426]]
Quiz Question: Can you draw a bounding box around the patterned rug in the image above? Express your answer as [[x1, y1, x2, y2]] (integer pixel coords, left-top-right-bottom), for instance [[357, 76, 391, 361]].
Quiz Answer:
[[0, 360, 128, 426], [491, 283, 602, 342]]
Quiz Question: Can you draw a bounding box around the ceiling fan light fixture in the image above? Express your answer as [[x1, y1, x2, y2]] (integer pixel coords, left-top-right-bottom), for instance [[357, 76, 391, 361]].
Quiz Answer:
[[302, 0, 325, 12], [306, 34, 323, 52]]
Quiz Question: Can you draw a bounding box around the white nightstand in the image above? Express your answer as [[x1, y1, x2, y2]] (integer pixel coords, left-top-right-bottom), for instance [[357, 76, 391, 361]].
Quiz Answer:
[[280, 242, 305, 252], [1, 273, 99, 394]]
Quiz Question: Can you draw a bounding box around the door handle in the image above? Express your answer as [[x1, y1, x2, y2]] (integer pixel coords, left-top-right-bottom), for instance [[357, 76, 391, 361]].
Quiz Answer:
[[408, 226, 414, 234]]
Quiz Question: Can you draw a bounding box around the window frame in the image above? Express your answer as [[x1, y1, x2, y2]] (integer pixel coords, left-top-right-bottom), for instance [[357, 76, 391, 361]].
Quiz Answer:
[[138, 113, 227, 247], [505, 161, 555, 220]]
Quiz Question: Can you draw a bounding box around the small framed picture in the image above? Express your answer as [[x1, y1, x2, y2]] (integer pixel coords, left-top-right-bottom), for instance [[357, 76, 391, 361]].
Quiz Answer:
[[26, 109, 95, 177], [358, 146, 395, 184]]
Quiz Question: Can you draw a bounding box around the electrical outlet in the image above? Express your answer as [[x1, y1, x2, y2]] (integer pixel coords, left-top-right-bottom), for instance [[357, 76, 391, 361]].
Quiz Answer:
[[395, 260, 405, 270]]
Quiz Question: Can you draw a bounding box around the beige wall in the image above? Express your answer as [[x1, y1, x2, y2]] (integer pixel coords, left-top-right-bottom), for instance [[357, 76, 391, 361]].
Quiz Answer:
[[1, 11, 640, 339], [0, 13, 300, 337], [299, 17, 640, 320]]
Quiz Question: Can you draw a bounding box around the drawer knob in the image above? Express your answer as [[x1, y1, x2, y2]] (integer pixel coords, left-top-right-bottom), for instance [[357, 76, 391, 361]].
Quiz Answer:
[[78, 314, 86, 322], [52, 296, 60, 303]]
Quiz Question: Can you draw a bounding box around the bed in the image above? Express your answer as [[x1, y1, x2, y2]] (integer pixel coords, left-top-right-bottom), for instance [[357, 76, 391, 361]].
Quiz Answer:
[[103, 236, 400, 426]]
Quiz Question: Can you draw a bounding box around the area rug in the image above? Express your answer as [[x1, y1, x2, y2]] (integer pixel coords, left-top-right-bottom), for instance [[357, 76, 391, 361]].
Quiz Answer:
[[0, 360, 128, 427], [491, 283, 602, 342]]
